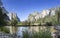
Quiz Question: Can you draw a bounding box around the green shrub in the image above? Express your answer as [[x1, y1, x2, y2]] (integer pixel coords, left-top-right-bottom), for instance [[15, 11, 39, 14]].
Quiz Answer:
[[22, 28, 52, 38], [0, 27, 10, 33]]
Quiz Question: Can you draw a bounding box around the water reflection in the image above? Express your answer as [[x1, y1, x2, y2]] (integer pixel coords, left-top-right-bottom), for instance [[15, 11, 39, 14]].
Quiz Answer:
[[17, 27, 28, 38], [17, 26, 54, 38]]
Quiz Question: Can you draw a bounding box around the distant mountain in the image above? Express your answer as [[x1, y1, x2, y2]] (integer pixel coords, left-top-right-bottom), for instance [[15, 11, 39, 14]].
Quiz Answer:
[[28, 6, 60, 22], [7, 13, 20, 22]]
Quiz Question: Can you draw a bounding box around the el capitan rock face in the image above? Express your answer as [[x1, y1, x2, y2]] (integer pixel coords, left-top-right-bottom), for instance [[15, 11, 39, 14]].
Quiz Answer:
[[8, 13, 20, 22], [0, 0, 20, 22]]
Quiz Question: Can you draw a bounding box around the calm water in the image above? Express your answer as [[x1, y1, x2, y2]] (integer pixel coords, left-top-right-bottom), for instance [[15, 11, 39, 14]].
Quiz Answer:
[[17, 27, 28, 38], [17, 26, 54, 38]]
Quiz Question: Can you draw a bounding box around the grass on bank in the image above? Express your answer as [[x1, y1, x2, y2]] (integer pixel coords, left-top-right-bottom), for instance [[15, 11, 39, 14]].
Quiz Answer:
[[0, 26, 10, 33], [22, 27, 52, 38]]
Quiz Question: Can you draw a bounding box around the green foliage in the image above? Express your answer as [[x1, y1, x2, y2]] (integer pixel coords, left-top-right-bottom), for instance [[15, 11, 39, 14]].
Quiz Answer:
[[10, 16, 18, 26], [55, 8, 60, 24], [0, 26, 10, 33], [39, 15, 58, 25], [10, 19, 18, 26], [22, 30, 30, 38], [0, 8, 7, 26], [22, 28, 52, 38]]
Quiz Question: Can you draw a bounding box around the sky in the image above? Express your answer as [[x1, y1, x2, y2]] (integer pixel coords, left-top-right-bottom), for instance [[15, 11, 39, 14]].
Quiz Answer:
[[2, 0, 60, 21]]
